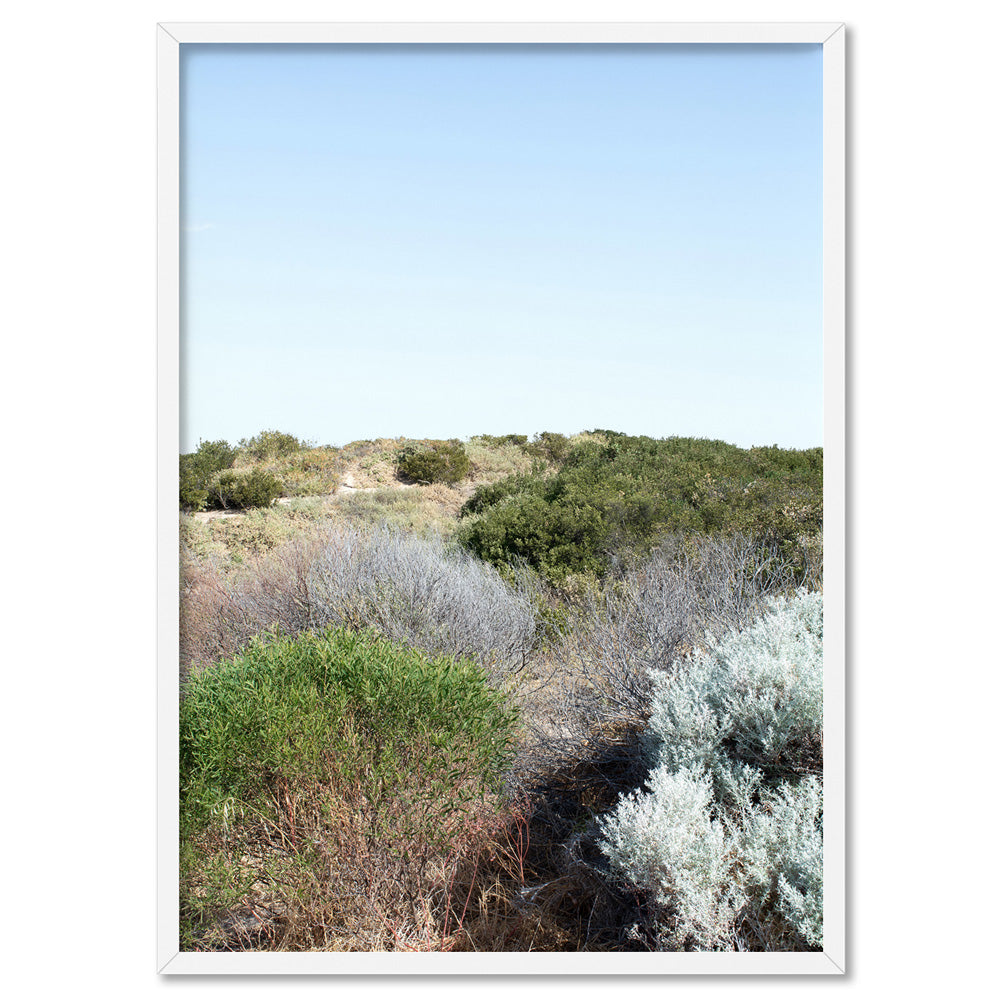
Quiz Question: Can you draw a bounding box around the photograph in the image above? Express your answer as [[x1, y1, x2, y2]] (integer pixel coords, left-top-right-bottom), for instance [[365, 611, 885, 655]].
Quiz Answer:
[[14, 0, 1000, 993], [165, 24, 842, 970]]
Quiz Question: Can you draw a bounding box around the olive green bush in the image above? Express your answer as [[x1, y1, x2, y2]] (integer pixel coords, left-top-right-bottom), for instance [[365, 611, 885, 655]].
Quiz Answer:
[[459, 434, 822, 584], [210, 467, 283, 510], [523, 430, 571, 463], [180, 459, 210, 512], [396, 440, 471, 484], [180, 439, 238, 511], [474, 433, 528, 448]]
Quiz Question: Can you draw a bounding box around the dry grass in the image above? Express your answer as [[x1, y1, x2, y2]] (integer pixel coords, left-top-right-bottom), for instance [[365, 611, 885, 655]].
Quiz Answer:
[[181, 500, 336, 568], [337, 437, 408, 488], [182, 728, 528, 952], [566, 430, 609, 449], [327, 485, 464, 536], [464, 438, 535, 485]]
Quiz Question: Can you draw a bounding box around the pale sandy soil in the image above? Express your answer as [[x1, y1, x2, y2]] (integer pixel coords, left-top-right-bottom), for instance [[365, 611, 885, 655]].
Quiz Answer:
[[337, 468, 414, 493]]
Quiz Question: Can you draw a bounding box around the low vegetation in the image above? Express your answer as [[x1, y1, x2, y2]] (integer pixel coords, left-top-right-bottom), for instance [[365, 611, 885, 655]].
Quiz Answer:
[[178, 428, 825, 952], [396, 439, 471, 485], [180, 430, 342, 511], [181, 524, 538, 685]]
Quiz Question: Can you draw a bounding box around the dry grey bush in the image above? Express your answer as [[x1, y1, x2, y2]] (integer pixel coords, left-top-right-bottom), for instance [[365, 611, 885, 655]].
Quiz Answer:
[[179, 534, 323, 679], [181, 524, 538, 685], [515, 534, 814, 784], [306, 525, 538, 681]]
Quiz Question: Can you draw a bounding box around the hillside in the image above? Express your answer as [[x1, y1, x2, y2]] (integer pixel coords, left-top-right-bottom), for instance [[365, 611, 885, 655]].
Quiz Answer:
[[178, 429, 824, 953]]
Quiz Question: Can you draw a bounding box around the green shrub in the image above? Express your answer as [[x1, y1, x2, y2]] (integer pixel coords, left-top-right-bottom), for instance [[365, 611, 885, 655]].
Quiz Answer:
[[180, 458, 210, 511], [459, 491, 610, 581], [180, 627, 519, 832], [459, 472, 541, 517], [459, 433, 823, 584], [238, 429, 309, 461], [180, 625, 526, 951], [180, 439, 238, 511], [396, 439, 471, 484], [209, 468, 283, 510]]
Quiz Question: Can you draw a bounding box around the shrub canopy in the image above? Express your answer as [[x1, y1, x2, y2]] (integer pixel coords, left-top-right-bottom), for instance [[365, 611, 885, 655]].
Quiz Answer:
[[396, 439, 471, 484], [180, 626, 518, 832], [210, 467, 283, 510], [459, 433, 822, 583], [179, 439, 238, 511]]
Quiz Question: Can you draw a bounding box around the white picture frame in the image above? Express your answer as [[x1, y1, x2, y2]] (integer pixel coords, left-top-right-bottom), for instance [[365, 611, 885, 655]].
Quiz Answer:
[[158, 20, 846, 975]]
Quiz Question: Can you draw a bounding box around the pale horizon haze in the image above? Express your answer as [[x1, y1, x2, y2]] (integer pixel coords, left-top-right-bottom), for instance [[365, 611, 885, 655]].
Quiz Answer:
[[180, 43, 823, 454]]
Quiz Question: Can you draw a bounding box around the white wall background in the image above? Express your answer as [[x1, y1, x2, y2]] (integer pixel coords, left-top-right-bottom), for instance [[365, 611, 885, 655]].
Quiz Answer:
[[4, 2, 995, 996]]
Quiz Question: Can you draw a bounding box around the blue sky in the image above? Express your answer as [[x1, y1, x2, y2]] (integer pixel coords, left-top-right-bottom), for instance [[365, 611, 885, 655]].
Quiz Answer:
[[180, 43, 823, 453]]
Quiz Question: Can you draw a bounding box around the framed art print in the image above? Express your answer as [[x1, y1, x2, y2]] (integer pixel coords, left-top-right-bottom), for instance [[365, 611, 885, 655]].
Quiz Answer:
[[158, 21, 845, 975]]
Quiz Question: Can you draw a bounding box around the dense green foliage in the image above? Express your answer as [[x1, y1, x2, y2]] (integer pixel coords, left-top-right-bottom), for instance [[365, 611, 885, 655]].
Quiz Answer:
[[179, 439, 238, 510], [459, 433, 822, 583], [396, 439, 471, 484], [210, 467, 283, 510], [180, 627, 519, 834]]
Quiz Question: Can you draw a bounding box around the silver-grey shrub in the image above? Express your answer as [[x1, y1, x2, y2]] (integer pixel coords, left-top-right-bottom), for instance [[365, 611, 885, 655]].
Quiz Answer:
[[645, 587, 824, 793], [597, 765, 744, 951], [597, 590, 823, 950], [741, 775, 824, 949]]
